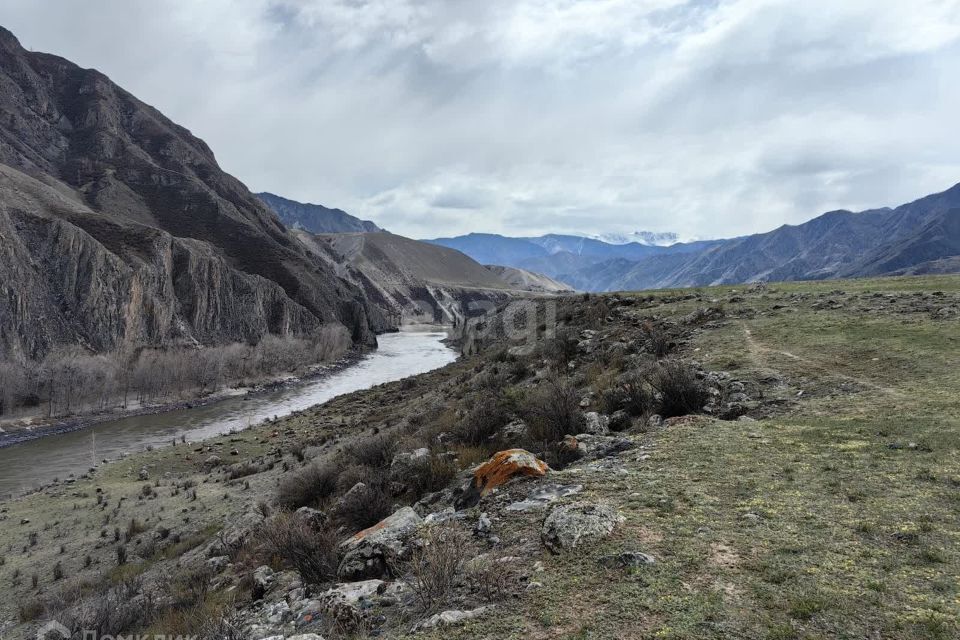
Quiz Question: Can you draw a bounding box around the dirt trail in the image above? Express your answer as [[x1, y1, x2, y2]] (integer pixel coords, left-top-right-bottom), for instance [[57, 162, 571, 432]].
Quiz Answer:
[[740, 322, 899, 396]]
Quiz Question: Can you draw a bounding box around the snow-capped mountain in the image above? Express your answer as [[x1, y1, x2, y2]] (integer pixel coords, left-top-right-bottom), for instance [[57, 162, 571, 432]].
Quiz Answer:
[[588, 231, 683, 246]]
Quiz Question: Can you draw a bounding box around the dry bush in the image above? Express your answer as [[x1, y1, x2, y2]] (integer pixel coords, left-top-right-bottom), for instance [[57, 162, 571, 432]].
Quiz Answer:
[[276, 461, 338, 510], [523, 375, 585, 444], [619, 370, 657, 417], [226, 461, 261, 481], [344, 434, 399, 469], [456, 392, 511, 446], [404, 523, 472, 612], [642, 320, 673, 358], [404, 454, 459, 499], [332, 469, 393, 532], [466, 552, 522, 602], [259, 512, 339, 585], [649, 361, 709, 417], [541, 328, 579, 368]]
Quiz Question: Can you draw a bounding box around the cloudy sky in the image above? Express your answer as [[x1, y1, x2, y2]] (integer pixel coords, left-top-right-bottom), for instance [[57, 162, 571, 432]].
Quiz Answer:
[[3, 0, 960, 239]]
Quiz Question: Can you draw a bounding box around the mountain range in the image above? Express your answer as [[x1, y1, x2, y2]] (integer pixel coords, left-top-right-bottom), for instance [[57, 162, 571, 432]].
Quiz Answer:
[[427, 187, 960, 292]]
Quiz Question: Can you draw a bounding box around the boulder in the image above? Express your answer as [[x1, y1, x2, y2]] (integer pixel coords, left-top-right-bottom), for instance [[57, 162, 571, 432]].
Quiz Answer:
[[500, 419, 529, 443], [472, 449, 549, 497], [294, 507, 327, 530], [338, 507, 423, 580], [541, 502, 624, 553], [582, 412, 610, 436]]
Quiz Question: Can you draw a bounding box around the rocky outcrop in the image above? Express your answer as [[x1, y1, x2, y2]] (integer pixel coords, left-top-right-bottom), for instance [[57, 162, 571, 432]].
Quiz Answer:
[[338, 506, 422, 580], [472, 449, 549, 497], [0, 26, 379, 360], [541, 501, 624, 553]]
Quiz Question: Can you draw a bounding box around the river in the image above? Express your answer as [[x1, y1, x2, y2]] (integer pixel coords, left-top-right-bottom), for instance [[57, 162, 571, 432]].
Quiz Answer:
[[0, 330, 457, 498]]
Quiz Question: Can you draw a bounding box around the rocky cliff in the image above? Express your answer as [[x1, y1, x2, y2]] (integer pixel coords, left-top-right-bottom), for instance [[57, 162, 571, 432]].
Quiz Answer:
[[0, 26, 379, 360]]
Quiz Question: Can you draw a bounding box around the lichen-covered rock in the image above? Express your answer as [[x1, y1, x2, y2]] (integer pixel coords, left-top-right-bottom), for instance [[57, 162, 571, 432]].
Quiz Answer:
[[473, 449, 549, 497], [338, 507, 423, 580], [582, 412, 610, 435], [294, 506, 327, 530], [541, 502, 625, 553], [318, 579, 409, 634]]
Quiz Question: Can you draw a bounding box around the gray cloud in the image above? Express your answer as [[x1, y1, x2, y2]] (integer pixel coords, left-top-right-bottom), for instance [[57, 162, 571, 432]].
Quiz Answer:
[[2, 0, 959, 239]]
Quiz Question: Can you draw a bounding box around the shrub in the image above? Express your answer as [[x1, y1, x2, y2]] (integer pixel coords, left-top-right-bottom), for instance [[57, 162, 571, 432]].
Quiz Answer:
[[456, 392, 510, 446], [344, 434, 398, 469], [642, 321, 673, 358], [523, 376, 585, 444], [333, 471, 393, 532], [542, 329, 579, 367], [18, 598, 44, 622], [276, 462, 338, 510], [404, 455, 459, 499], [258, 512, 339, 585], [404, 523, 471, 612], [649, 361, 708, 418], [619, 370, 656, 417], [226, 461, 260, 481]]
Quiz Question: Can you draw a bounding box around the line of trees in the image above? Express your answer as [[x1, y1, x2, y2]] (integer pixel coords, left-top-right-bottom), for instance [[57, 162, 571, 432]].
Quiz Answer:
[[0, 327, 351, 419]]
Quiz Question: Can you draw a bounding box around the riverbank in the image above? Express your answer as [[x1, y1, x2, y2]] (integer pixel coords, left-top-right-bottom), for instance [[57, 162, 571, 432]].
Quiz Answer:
[[0, 351, 365, 449]]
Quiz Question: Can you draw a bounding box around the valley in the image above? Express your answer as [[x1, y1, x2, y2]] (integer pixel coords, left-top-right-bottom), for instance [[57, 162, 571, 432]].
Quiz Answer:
[[0, 275, 956, 640]]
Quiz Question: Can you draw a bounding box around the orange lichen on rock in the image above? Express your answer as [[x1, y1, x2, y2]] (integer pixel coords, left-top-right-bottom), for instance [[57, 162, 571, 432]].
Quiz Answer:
[[473, 449, 549, 496]]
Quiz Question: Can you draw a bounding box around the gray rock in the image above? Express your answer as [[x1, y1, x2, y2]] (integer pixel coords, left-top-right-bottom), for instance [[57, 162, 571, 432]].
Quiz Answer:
[[253, 565, 275, 599], [507, 484, 583, 512], [541, 502, 624, 553], [413, 606, 494, 631], [206, 555, 230, 573], [294, 507, 327, 530], [138, 468, 149, 481], [582, 412, 610, 436], [500, 419, 529, 443], [338, 507, 423, 580]]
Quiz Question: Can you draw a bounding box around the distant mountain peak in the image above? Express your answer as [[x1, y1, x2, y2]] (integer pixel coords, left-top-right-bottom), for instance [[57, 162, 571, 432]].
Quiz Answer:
[[586, 231, 685, 246]]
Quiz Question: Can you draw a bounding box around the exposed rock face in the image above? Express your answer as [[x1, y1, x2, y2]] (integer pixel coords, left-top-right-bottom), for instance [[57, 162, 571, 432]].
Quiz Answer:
[[338, 506, 422, 580], [0, 26, 378, 360]]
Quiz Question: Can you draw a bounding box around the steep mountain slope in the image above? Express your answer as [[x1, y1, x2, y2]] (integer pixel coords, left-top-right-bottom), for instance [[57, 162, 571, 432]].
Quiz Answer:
[[484, 265, 575, 293], [0, 26, 380, 360], [295, 231, 542, 325], [257, 192, 381, 234]]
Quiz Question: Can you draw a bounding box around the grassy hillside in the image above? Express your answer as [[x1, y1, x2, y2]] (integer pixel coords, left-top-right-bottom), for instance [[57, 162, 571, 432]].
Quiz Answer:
[[1, 275, 957, 640]]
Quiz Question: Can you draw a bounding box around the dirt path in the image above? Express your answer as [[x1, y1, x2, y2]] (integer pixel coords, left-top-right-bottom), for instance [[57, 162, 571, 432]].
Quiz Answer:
[[740, 322, 899, 396]]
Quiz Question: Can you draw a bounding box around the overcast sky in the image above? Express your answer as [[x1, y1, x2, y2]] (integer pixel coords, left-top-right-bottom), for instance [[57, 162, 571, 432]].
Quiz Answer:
[[3, 1, 960, 239]]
